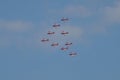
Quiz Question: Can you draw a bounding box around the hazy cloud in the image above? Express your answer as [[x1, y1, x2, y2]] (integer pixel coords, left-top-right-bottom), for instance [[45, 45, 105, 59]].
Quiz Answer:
[[0, 20, 33, 32], [63, 5, 92, 17], [103, 1, 120, 23], [1, 0, 120, 48], [0, 20, 35, 47], [86, 0, 120, 34]]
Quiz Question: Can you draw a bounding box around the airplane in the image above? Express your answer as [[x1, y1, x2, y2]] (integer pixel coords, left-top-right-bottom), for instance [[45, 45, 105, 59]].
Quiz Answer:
[[65, 42, 72, 46], [47, 31, 55, 35], [61, 17, 69, 22], [61, 31, 69, 35], [69, 52, 77, 56], [41, 38, 49, 42], [51, 42, 59, 46], [61, 47, 69, 50], [52, 23, 60, 28]]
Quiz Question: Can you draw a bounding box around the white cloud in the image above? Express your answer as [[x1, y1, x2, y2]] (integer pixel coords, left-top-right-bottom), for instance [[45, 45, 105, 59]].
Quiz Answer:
[[63, 5, 92, 17], [0, 20, 35, 48], [0, 20, 82, 49], [104, 1, 120, 23], [0, 20, 33, 32], [3, 0, 120, 48], [83, 0, 120, 35]]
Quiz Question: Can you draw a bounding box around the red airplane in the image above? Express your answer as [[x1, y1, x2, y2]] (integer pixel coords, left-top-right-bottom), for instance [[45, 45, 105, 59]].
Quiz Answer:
[[47, 31, 55, 35], [69, 52, 77, 56], [61, 47, 69, 50], [61, 31, 69, 35], [65, 42, 72, 46], [41, 38, 49, 42], [52, 23, 60, 28], [61, 17, 69, 22], [51, 42, 59, 46]]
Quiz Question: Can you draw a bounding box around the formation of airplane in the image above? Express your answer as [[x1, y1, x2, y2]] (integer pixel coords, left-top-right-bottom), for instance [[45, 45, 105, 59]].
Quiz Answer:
[[41, 17, 78, 56]]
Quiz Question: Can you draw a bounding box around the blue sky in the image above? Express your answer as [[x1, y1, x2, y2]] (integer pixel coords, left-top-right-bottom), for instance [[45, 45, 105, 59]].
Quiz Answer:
[[0, 0, 120, 80]]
